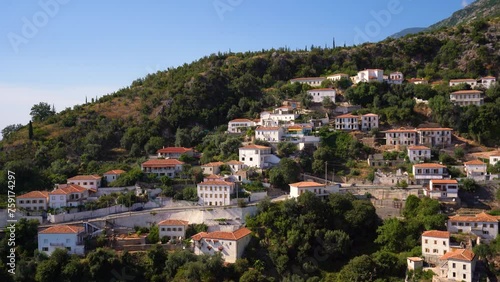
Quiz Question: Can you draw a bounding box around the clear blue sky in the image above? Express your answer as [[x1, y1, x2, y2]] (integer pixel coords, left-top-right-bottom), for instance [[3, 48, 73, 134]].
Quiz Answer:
[[0, 0, 470, 135]]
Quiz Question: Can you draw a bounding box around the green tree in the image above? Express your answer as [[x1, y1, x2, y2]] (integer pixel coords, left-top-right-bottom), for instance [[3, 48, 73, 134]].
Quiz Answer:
[[276, 142, 298, 157], [375, 218, 408, 252], [269, 158, 300, 189], [461, 178, 478, 192], [337, 255, 376, 282], [30, 102, 55, 122], [1, 124, 23, 140], [28, 120, 34, 140], [147, 225, 160, 243], [144, 137, 165, 155]]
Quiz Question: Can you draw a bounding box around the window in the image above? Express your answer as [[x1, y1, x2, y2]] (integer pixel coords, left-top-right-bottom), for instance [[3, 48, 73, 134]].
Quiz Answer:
[[425, 248, 429, 253], [66, 247, 71, 251], [490, 224, 494, 228], [42, 247, 48, 251], [463, 265, 466, 270], [433, 249, 438, 253], [60, 196, 64, 200], [463, 274, 466, 279], [167, 228, 171, 231], [19, 200, 24, 204], [39, 200, 43, 203], [483, 230, 489, 235], [161, 228, 165, 231], [249, 157, 253, 161], [26, 200, 30, 204], [452, 263, 456, 268], [424, 239, 428, 243], [443, 241, 446, 246]]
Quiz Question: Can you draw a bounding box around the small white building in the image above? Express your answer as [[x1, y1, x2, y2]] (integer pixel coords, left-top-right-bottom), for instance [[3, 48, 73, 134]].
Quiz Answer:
[[407, 146, 431, 163], [103, 170, 125, 184], [407, 257, 424, 271], [327, 73, 349, 81], [480, 76, 496, 89], [226, 160, 245, 173], [425, 179, 458, 199], [67, 175, 102, 190], [335, 114, 360, 131], [16, 191, 49, 212], [351, 69, 384, 84], [141, 159, 185, 178], [464, 159, 487, 181], [49, 184, 90, 209], [387, 72, 404, 84], [438, 249, 476, 282], [447, 212, 499, 242], [255, 126, 284, 143], [289, 181, 340, 199], [417, 127, 453, 147], [489, 153, 500, 166], [383, 129, 418, 146], [191, 227, 252, 263], [201, 161, 225, 175], [238, 144, 280, 169], [260, 106, 299, 123], [157, 147, 194, 159], [307, 88, 336, 103], [38, 225, 86, 255], [450, 90, 484, 107], [197, 176, 235, 206], [227, 119, 256, 134], [158, 219, 189, 241], [421, 230, 450, 259], [361, 113, 379, 131], [290, 77, 326, 87], [449, 78, 478, 88], [412, 163, 448, 185]]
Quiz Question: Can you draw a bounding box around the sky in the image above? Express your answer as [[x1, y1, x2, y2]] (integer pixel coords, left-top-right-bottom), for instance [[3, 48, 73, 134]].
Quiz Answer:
[[0, 0, 471, 136]]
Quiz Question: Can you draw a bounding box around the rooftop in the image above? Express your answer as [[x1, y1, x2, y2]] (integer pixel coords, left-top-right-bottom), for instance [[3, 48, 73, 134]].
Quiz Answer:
[[413, 163, 446, 168], [464, 160, 486, 165], [142, 159, 185, 167], [202, 161, 225, 167], [157, 147, 193, 154], [239, 144, 271, 150], [103, 170, 126, 175], [39, 225, 85, 234], [191, 227, 252, 241], [422, 230, 450, 238], [17, 191, 49, 199], [50, 184, 87, 195], [68, 175, 101, 181], [289, 181, 325, 188], [449, 212, 499, 223], [158, 219, 189, 226], [451, 90, 483, 95], [430, 179, 458, 184], [408, 146, 431, 150], [440, 248, 475, 262], [229, 118, 254, 123]]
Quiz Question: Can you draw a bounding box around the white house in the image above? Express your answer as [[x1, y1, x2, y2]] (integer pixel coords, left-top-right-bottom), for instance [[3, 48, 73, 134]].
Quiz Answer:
[[407, 146, 431, 163], [289, 181, 340, 199], [464, 159, 487, 181], [191, 227, 252, 263], [49, 184, 89, 208], [157, 147, 194, 159], [447, 212, 499, 242], [480, 76, 496, 89], [201, 161, 225, 175], [67, 175, 102, 190], [335, 114, 360, 131], [407, 257, 424, 271], [417, 127, 453, 147], [449, 78, 478, 88], [103, 170, 125, 184], [158, 219, 189, 241], [421, 230, 450, 260], [450, 90, 484, 107], [239, 144, 280, 169], [227, 118, 256, 133], [438, 249, 477, 282], [412, 163, 448, 185], [383, 129, 418, 146], [327, 73, 349, 81], [141, 159, 185, 178], [489, 153, 500, 166], [425, 179, 458, 199], [255, 126, 284, 143], [226, 160, 245, 173], [290, 77, 326, 86], [351, 69, 384, 84], [361, 113, 379, 131], [16, 191, 49, 212], [387, 72, 404, 84], [307, 88, 336, 103], [197, 176, 235, 206], [260, 106, 299, 123], [38, 225, 86, 255]]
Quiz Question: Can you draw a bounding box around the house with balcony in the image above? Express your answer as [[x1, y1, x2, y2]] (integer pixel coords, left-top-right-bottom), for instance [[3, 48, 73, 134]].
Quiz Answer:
[[412, 163, 448, 185], [255, 126, 284, 143], [383, 129, 418, 146], [407, 146, 431, 163], [327, 73, 349, 81], [307, 88, 336, 103], [425, 179, 458, 200], [156, 147, 194, 159], [450, 90, 484, 107], [158, 219, 189, 241], [447, 212, 499, 242], [361, 113, 379, 131], [67, 175, 102, 190], [335, 114, 360, 131], [103, 170, 125, 184], [16, 191, 49, 212], [38, 224, 86, 255], [386, 72, 404, 84], [141, 159, 185, 178], [238, 144, 280, 169], [197, 175, 235, 206], [201, 161, 225, 175], [289, 181, 340, 199], [449, 78, 478, 88], [437, 249, 477, 282], [289, 77, 326, 87], [227, 118, 256, 133], [191, 227, 252, 263], [49, 184, 90, 209], [421, 230, 450, 262], [351, 69, 384, 84], [417, 127, 453, 147], [464, 159, 487, 181]]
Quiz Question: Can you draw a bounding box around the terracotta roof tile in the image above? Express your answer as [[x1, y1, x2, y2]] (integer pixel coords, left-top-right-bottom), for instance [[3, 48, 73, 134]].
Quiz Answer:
[[225, 160, 244, 165], [422, 230, 450, 238], [290, 77, 326, 81], [158, 219, 189, 226], [464, 160, 486, 165], [50, 184, 87, 195], [440, 248, 475, 262], [191, 227, 251, 241], [39, 225, 85, 234], [229, 118, 254, 123], [307, 88, 335, 91], [451, 90, 483, 95], [142, 159, 184, 168], [156, 147, 192, 154], [103, 170, 126, 175], [198, 180, 235, 186], [449, 212, 499, 223], [430, 179, 458, 184], [202, 161, 225, 167], [68, 175, 101, 181], [336, 114, 359, 118], [413, 163, 446, 168], [239, 144, 270, 150], [289, 181, 325, 188], [417, 128, 453, 131], [408, 146, 431, 150], [17, 191, 49, 199]]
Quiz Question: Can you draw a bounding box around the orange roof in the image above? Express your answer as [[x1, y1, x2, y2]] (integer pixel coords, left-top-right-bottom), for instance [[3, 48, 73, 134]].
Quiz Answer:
[[290, 77, 325, 81], [451, 90, 483, 95], [408, 146, 430, 150], [362, 113, 378, 117], [158, 219, 189, 226], [50, 184, 87, 195], [422, 230, 450, 238], [449, 212, 499, 223], [191, 227, 251, 241], [17, 191, 49, 199], [198, 180, 234, 186], [103, 170, 126, 175], [39, 225, 85, 234], [229, 118, 254, 123], [483, 76, 496, 79], [431, 179, 458, 184], [307, 88, 335, 91], [256, 126, 281, 131], [464, 160, 486, 165], [336, 114, 359, 118], [202, 161, 225, 167], [417, 128, 453, 131], [289, 181, 325, 188], [239, 144, 270, 150], [407, 257, 424, 262], [226, 160, 244, 165], [440, 248, 475, 262], [142, 159, 184, 168], [205, 174, 222, 179], [413, 163, 446, 168], [383, 128, 417, 133], [450, 78, 476, 83], [68, 175, 101, 181], [157, 147, 192, 154]]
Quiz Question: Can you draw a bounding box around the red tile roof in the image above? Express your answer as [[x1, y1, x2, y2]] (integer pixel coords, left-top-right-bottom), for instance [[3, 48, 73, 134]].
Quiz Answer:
[[464, 160, 486, 165], [413, 163, 446, 168], [50, 184, 87, 195], [239, 144, 270, 150], [202, 161, 225, 167], [191, 227, 252, 241], [103, 170, 126, 175], [198, 180, 234, 186], [440, 248, 475, 262], [448, 212, 499, 223], [383, 129, 417, 133], [431, 179, 458, 184], [451, 90, 483, 95], [226, 160, 244, 165], [17, 191, 49, 199], [289, 181, 325, 188], [229, 118, 254, 123], [417, 128, 453, 131], [329, 73, 349, 76], [408, 146, 430, 150], [422, 230, 450, 238], [362, 113, 378, 117], [142, 159, 184, 168], [336, 114, 359, 118], [68, 175, 101, 181], [157, 147, 192, 154], [39, 225, 85, 234], [158, 219, 189, 226]]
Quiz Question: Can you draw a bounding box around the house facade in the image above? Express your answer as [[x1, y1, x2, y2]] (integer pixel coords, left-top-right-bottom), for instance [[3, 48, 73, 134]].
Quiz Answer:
[[412, 163, 448, 185], [447, 212, 499, 241], [191, 227, 252, 263], [387, 72, 404, 84], [425, 179, 458, 199], [67, 175, 102, 190], [201, 161, 225, 175], [49, 184, 89, 208], [352, 69, 384, 84], [38, 225, 86, 255], [197, 176, 235, 206], [103, 170, 125, 183], [417, 128, 453, 147], [290, 77, 326, 86], [289, 181, 340, 198], [490, 153, 500, 166], [158, 219, 189, 241], [464, 159, 487, 181], [361, 113, 379, 131], [450, 90, 484, 107], [449, 78, 478, 88], [438, 249, 476, 282], [307, 88, 336, 103], [227, 119, 256, 133], [226, 160, 245, 173], [157, 147, 194, 159], [335, 114, 360, 131], [16, 191, 49, 212], [421, 230, 450, 260], [238, 145, 280, 169], [255, 126, 284, 142], [327, 73, 349, 81], [407, 146, 431, 163], [383, 129, 417, 146], [141, 159, 185, 178], [480, 76, 496, 89]]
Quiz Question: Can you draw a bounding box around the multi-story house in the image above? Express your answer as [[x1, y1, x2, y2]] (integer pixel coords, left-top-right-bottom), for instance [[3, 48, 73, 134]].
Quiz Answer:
[[335, 114, 360, 131], [425, 179, 458, 199], [227, 118, 256, 133], [407, 146, 431, 162], [361, 113, 379, 131], [158, 219, 189, 241], [260, 106, 299, 123], [449, 78, 478, 88], [103, 170, 125, 184], [191, 227, 252, 263], [289, 181, 339, 199], [290, 77, 326, 87], [307, 88, 336, 103], [450, 90, 484, 107], [255, 126, 284, 142], [418, 127, 453, 147], [197, 176, 235, 206], [480, 76, 496, 89], [16, 191, 49, 212], [67, 175, 102, 190], [464, 159, 487, 181], [49, 184, 89, 208], [412, 163, 448, 185], [383, 129, 418, 146], [156, 147, 194, 159], [238, 144, 280, 169], [201, 161, 225, 175], [351, 69, 384, 84], [38, 224, 86, 255], [438, 249, 477, 282], [421, 230, 450, 260], [141, 159, 185, 178], [447, 212, 499, 242], [327, 73, 349, 81], [386, 72, 404, 84]]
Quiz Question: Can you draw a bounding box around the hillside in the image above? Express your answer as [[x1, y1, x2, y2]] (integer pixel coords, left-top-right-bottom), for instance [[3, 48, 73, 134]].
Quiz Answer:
[[387, 27, 426, 39], [1, 17, 500, 192], [429, 0, 500, 30]]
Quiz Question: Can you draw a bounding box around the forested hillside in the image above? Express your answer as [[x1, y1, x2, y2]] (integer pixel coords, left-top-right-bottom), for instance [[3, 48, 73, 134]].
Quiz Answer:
[[429, 0, 500, 30]]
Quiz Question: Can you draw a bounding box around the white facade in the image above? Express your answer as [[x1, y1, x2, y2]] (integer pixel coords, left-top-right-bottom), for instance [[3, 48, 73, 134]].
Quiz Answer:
[[67, 175, 101, 190], [407, 146, 431, 162], [16, 191, 49, 211], [384, 129, 417, 146], [255, 126, 284, 142], [450, 90, 484, 107], [352, 69, 384, 84], [192, 227, 252, 263], [447, 212, 499, 242], [307, 88, 336, 103], [490, 154, 500, 166], [464, 160, 487, 181], [425, 179, 458, 199], [239, 145, 280, 169], [449, 79, 478, 88], [418, 128, 453, 147], [38, 225, 85, 256], [141, 159, 184, 178], [226, 160, 245, 173], [103, 170, 125, 183], [439, 249, 476, 282], [412, 163, 447, 185], [197, 177, 235, 206], [335, 114, 360, 131], [421, 230, 450, 258], [289, 181, 340, 198], [361, 114, 379, 131], [227, 119, 256, 133], [480, 76, 496, 89], [157, 147, 194, 159], [158, 219, 189, 241], [260, 107, 299, 123], [49, 184, 89, 209], [327, 73, 349, 81], [290, 77, 326, 86], [386, 72, 404, 84], [201, 162, 224, 175]]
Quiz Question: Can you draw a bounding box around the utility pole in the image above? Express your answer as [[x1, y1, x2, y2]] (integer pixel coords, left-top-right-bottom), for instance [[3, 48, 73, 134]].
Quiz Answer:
[[325, 161, 328, 184]]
